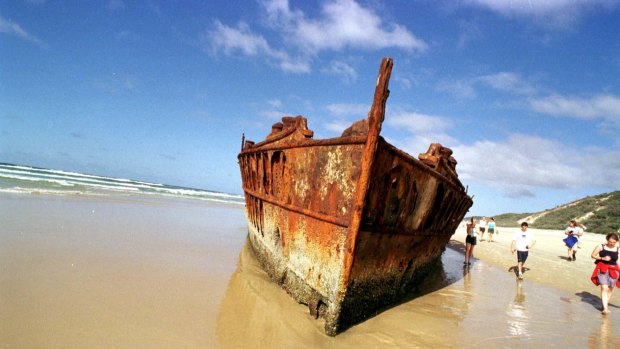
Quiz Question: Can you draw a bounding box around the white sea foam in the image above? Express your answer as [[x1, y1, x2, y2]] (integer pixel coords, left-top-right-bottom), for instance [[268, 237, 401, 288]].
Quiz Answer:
[[0, 168, 154, 190], [0, 186, 105, 196], [0, 173, 76, 187], [0, 164, 162, 186], [151, 187, 238, 198], [0, 163, 244, 204]]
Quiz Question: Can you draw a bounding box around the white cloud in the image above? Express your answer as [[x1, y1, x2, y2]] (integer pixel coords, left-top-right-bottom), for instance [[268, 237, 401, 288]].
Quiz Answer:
[[0, 15, 45, 47], [387, 111, 452, 134], [463, 0, 619, 29], [380, 107, 620, 198], [437, 71, 536, 99], [437, 79, 478, 99], [465, 0, 617, 16], [385, 111, 457, 156], [258, 109, 286, 121], [261, 0, 302, 23], [206, 0, 426, 73], [257, 99, 289, 121], [437, 73, 619, 136], [528, 94, 620, 122], [323, 103, 368, 134], [392, 134, 458, 158], [262, 0, 428, 54], [453, 133, 620, 197], [277, 57, 312, 73], [204, 21, 310, 73], [325, 103, 368, 118], [455, 134, 574, 187], [321, 60, 358, 83], [476, 72, 537, 95], [207, 21, 271, 56], [324, 120, 354, 133], [436, 74, 620, 150], [395, 76, 412, 89], [268, 99, 283, 108]]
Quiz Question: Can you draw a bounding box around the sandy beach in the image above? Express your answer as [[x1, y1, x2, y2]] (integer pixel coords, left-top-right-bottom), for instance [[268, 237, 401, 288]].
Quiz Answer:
[[2, 193, 619, 348]]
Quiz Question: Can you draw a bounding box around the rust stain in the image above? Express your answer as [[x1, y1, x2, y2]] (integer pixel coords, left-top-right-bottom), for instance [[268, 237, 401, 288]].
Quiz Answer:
[[237, 57, 473, 336]]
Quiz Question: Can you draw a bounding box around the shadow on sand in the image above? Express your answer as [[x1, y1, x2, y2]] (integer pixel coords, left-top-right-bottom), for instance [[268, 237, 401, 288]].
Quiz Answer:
[[575, 291, 620, 311], [507, 266, 531, 277]]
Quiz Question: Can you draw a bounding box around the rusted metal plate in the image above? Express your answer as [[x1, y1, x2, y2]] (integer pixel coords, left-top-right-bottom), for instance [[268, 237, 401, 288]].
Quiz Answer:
[[237, 57, 473, 335]]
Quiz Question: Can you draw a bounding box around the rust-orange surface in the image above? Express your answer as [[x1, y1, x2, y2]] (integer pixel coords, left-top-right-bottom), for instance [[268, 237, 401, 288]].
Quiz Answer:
[[238, 58, 473, 335]]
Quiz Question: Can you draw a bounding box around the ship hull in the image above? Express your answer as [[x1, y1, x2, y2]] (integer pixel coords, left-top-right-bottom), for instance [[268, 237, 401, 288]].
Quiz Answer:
[[237, 58, 472, 335], [240, 137, 366, 334]]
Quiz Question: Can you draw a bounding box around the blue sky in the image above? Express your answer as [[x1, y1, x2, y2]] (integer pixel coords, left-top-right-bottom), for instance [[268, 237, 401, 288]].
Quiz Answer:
[[1, 0, 619, 216]]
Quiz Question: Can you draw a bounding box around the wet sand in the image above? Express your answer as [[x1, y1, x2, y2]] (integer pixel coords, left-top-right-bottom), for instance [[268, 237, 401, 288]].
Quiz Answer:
[[1, 194, 619, 348], [451, 225, 615, 295]]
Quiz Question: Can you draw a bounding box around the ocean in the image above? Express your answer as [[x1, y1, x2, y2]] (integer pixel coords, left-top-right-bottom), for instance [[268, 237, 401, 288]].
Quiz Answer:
[[0, 163, 245, 205]]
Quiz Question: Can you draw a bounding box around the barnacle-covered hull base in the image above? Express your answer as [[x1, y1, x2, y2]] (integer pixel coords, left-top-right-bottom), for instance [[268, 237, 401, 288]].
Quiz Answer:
[[238, 58, 473, 335]]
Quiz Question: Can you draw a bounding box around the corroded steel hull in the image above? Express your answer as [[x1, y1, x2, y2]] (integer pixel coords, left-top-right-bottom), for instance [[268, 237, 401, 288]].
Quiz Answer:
[[238, 58, 472, 335]]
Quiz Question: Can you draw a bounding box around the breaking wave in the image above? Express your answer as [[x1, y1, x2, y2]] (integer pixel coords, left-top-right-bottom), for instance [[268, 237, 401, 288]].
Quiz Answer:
[[0, 163, 244, 205]]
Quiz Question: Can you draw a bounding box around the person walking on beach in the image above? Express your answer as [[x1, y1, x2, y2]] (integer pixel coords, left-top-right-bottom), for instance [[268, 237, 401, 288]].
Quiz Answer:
[[487, 217, 496, 242], [564, 220, 583, 261], [511, 222, 536, 279], [590, 233, 620, 315], [464, 218, 477, 265], [478, 217, 487, 241]]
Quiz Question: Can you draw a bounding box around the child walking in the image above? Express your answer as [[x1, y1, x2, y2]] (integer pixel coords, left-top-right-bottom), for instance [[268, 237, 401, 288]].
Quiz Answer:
[[511, 222, 536, 279]]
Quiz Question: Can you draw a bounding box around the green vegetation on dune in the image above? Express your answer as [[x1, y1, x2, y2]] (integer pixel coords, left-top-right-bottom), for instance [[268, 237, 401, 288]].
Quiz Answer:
[[483, 191, 620, 235], [492, 213, 532, 227], [584, 193, 620, 235]]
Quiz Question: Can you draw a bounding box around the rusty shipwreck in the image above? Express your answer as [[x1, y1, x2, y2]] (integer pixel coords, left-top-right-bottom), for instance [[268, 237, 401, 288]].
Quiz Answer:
[[237, 58, 473, 335]]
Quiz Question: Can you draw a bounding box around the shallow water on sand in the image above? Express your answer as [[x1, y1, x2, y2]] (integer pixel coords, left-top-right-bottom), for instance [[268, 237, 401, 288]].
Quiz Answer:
[[217, 240, 620, 349], [1, 194, 619, 348]]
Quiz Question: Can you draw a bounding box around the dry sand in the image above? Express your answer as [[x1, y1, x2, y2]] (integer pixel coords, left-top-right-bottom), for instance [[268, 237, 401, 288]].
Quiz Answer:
[[1, 193, 619, 348], [1, 194, 247, 348]]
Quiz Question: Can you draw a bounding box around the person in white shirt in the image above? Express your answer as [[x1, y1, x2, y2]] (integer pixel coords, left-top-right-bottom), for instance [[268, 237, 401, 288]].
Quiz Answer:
[[511, 222, 536, 279], [564, 220, 583, 261], [478, 217, 488, 241]]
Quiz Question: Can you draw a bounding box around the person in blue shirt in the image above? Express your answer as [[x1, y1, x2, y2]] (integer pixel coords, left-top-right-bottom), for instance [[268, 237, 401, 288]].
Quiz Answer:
[[487, 217, 496, 242]]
